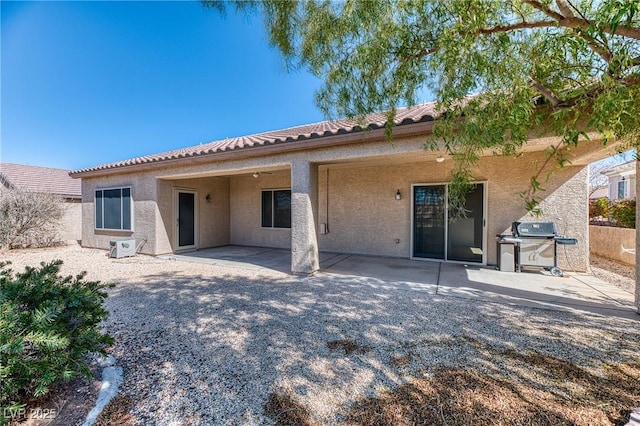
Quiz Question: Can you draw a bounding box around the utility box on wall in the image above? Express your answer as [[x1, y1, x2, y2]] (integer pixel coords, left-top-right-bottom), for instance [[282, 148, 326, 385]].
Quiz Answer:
[[109, 239, 136, 258]]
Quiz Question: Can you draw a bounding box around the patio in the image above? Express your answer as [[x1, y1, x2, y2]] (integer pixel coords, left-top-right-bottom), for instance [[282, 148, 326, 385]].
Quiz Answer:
[[161, 245, 638, 320]]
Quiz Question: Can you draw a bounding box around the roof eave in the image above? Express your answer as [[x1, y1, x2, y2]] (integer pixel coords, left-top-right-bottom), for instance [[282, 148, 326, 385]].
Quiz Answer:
[[70, 120, 435, 179]]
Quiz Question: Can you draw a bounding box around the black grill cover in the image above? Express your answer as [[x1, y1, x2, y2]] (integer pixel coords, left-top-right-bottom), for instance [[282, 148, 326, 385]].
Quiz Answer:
[[512, 221, 557, 237]]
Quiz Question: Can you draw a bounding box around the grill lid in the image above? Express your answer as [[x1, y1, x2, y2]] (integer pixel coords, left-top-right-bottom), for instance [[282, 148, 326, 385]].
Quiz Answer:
[[512, 221, 557, 237]]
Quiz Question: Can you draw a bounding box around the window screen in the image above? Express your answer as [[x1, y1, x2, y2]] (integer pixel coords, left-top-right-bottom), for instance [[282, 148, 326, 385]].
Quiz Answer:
[[95, 187, 132, 230]]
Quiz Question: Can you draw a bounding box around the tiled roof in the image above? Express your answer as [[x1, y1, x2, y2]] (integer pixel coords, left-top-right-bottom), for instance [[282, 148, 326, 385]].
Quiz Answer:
[[71, 103, 437, 175], [0, 163, 81, 197]]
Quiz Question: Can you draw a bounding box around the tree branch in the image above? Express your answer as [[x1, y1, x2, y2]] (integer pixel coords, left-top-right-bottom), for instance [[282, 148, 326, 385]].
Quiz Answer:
[[398, 47, 438, 63], [578, 32, 613, 63], [524, 0, 565, 21], [555, 0, 574, 18], [530, 80, 562, 107], [478, 20, 559, 34], [525, 0, 640, 39], [563, 17, 640, 40]]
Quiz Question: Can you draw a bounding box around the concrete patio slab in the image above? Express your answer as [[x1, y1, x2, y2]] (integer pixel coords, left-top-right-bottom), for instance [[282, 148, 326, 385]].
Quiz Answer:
[[163, 245, 638, 319], [437, 263, 637, 319]]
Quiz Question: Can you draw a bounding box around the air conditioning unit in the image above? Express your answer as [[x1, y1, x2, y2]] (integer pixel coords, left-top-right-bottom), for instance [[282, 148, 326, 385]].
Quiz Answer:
[[109, 239, 136, 258]]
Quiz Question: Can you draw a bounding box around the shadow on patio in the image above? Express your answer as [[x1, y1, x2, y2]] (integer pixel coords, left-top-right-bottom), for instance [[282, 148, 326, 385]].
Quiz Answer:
[[160, 245, 638, 320]]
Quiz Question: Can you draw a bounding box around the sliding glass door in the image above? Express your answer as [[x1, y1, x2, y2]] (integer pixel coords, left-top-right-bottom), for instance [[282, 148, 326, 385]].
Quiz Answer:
[[412, 183, 485, 263]]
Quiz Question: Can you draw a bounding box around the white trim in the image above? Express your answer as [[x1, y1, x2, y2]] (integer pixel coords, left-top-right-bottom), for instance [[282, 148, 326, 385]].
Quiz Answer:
[[410, 181, 487, 265], [174, 189, 198, 251], [260, 188, 292, 229], [94, 186, 134, 232]]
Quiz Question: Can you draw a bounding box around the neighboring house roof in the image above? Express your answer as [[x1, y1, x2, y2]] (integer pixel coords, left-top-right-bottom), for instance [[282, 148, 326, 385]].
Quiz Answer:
[[71, 104, 437, 176], [589, 186, 609, 199], [0, 163, 81, 198], [602, 159, 636, 178]]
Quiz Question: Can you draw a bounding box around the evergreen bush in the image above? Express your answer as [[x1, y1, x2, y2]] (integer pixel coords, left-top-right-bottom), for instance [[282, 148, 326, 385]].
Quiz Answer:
[[0, 260, 113, 423]]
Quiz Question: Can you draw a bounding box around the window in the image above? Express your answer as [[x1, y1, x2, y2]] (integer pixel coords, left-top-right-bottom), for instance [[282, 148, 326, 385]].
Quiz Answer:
[[617, 180, 627, 199], [261, 189, 291, 228], [95, 187, 132, 230]]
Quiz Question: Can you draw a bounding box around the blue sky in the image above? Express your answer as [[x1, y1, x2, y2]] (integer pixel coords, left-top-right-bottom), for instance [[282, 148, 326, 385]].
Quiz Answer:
[[1, 1, 325, 170]]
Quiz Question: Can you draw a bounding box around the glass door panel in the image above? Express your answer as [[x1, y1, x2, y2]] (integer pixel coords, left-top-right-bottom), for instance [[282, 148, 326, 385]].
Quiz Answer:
[[447, 184, 484, 263], [413, 185, 446, 259], [178, 192, 195, 248]]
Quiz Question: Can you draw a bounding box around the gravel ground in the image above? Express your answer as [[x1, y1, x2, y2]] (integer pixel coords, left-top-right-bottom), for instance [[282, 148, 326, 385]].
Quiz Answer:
[[589, 254, 636, 295], [3, 246, 639, 425]]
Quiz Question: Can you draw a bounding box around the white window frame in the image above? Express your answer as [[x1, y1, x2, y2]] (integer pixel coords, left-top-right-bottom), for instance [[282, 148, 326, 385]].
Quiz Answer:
[[95, 186, 134, 231], [261, 188, 292, 229]]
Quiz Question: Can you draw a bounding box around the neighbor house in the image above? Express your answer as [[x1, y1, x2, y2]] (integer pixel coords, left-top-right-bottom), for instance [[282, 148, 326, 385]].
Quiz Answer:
[[603, 160, 637, 201], [0, 163, 82, 243], [70, 104, 613, 273]]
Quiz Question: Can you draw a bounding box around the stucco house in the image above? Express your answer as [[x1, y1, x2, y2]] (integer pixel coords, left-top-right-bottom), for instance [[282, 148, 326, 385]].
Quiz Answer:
[[0, 162, 82, 243], [603, 160, 637, 201], [70, 104, 611, 274]]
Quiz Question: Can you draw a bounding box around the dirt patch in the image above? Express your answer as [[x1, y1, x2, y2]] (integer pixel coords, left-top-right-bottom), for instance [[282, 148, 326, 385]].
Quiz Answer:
[[6, 365, 101, 426], [345, 353, 640, 426], [391, 356, 412, 366], [327, 339, 372, 355], [264, 391, 319, 426], [94, 394, 136, 426]]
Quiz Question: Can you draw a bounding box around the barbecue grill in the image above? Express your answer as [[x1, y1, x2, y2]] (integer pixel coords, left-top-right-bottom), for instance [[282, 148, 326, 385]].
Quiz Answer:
[[497, 221, 577, 277]]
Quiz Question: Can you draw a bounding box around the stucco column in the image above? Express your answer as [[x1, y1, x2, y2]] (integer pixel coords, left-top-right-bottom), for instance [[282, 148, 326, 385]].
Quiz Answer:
[[636, 159, 639, 313], [290, 159, 320, 274]]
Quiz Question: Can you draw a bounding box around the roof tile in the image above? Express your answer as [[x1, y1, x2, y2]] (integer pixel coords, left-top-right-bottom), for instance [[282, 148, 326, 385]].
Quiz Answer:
[[71, 103, 437, 175], [0, 163, 81, 197]]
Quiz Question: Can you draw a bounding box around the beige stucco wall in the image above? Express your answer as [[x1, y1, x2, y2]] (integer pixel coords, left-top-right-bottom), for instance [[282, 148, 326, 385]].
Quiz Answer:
[[79, 132, 595, 271], [81, 172, 159, 255], [155, 176, 231, 253], [590, 225, 636, 266], [82, 172, 230, 255], [312, 154, 588, 270], [58, 199, 82, 242], [229, 171, 291, 248]]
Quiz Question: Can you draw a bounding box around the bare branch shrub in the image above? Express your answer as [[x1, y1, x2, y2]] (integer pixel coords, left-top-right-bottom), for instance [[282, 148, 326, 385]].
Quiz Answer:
[[0, 191, 64, 249]]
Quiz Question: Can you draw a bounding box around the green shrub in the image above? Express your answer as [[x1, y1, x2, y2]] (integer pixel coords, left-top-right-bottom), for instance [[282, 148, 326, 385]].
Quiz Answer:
[[610, 199, 636, 228], [589, 198, 610, 219], [0, 260, 113, 423]]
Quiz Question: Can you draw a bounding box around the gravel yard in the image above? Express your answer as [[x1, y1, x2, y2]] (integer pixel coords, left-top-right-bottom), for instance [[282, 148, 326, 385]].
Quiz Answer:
[[3, 246, 640, 425], [590, 253, 636, 295]]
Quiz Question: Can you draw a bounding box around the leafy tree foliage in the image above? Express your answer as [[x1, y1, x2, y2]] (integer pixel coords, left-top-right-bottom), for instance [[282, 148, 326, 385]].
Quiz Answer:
[[0, 261, 113, 422], [610, 198, 637, 227], [206, 0, 640, 213]]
